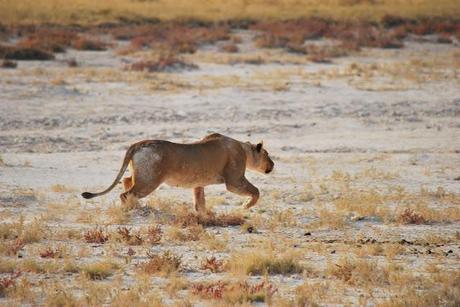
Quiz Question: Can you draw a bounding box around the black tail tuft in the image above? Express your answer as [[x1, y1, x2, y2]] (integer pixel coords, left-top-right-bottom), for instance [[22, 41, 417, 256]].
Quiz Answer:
[[81, 192, 95, 199]]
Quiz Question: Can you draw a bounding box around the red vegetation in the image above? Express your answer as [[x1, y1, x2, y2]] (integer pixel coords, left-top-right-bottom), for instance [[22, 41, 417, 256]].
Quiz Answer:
[[139, 250, 181, 274], [84, 227, 109, 244], [0, 44, 54, 60], [111, 22, 230, 54], [0, 271, 21, 297], [3, 239, 25, 256], [192, 280, 227, 299], [117, 226, 143, 245], [146, 224, 162, 245], [398, 208, 426, 224], [201, 256, 224, 273], [39, 247, 61, 258], [191, 280, 277, 301], [251, 16, 460, 55], [220, 43, 239, 53], [128, 53, 197, 72], [72, 37, 108, 51], [16, 28, 76, 53]]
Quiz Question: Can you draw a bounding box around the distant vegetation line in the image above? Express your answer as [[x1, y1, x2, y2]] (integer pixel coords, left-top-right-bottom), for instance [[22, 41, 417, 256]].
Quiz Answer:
[[1, 0, 459, 25]]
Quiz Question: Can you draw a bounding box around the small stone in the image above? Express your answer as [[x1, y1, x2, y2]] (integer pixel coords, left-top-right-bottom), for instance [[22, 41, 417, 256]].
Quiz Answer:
[[304, 232, 312, 236], [127, 248, 135, 257]]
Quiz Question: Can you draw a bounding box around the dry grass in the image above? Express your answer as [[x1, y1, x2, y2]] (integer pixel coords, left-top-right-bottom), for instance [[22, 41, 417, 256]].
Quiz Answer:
[[0, 44, 54, 60], [191, 279, 277, 303], [327, 256, 389, 287], [220, 43, 239, 53], [324, 52, 460, 90], [83, 227, 109, 244], [201, 256, 224, 273], [164, 274, 189, 298], [172, 207, 245, 227], [145, 225, 162, 245], [0, 272, 21, 298], [111, 286, 163, 307], [2, 277, 37, 304], [50, 184, 76, 193], [115, 226, 143, 245], [127, 53, 198, 73], [0, 239, 25, 256], [0, 259, 16, 274], [226, 251, 303, 275], [106, 203, 131, 224], [0, 217, 46, 251], [43, 284, 78, 307], [252, 18, 406, 54], [167, 224, 205, 242], [323, 183, 460, 225], [72, 36, 108, 51], [82, 261, 119, 280], [1, 59, 17, 69], [39, 246, 63, 258], [294, 281, 330, 306], [19, 259, 60, 274], [1, 0, 459, 25], [397, 208, 427, 224], [138, 250, 181, 276], [119, 23, 230, 54], [16, 28, 76, 53]]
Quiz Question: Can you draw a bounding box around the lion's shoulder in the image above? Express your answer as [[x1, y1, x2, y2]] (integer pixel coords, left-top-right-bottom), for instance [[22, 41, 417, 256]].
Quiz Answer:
[[201, 133, 224, 140]]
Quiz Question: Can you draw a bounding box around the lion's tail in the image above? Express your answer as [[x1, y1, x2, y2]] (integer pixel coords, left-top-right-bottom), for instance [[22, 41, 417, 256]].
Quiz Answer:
[[81, 145, 138, 199]]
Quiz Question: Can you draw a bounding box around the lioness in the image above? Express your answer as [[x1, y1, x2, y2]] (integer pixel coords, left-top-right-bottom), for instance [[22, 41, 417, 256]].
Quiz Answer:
[[82, 133, 274, 211]]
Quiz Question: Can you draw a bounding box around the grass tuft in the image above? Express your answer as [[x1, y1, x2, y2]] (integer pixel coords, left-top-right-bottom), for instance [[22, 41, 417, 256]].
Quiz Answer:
[[116, 226, 143, 245], [201, 256, 224, 273], [397, 208, 427, 224], [146, 225, 162, 245], [173, 207, 245, 227], [139, 250, 181, 275], [191, 280, 277, 303], [82, 261, 119, 280], [84, 227, 109, 244], [128, 53, 197, 72], [227, 251, 303, 275]]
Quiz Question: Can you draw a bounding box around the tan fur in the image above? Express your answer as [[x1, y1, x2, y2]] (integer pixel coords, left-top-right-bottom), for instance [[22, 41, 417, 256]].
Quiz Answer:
[[82, 133, 274, 211]]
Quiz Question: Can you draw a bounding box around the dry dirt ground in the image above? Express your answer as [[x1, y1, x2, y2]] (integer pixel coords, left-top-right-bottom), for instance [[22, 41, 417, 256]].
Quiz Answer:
[[0, 30, 459, 306]]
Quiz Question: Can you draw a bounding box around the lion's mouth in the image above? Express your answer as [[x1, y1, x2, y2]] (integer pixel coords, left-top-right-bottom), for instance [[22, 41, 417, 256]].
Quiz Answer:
[[265, 168, 273, 174]]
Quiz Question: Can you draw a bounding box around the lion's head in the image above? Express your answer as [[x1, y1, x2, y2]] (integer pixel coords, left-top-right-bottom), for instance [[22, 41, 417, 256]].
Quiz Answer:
[[246, 141, 274, 174]]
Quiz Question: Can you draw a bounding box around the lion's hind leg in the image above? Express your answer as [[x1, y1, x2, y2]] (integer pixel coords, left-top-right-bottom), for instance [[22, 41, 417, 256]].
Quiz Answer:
[[120, 174, 162, 208], [123, 176, 133, 191]]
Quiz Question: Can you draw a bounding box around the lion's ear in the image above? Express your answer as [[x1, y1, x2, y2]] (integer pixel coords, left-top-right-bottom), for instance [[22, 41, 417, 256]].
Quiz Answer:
[[256, 142, 263, 152]]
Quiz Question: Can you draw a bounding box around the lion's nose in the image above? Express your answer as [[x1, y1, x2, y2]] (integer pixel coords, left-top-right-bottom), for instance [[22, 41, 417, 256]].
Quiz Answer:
[[265, 161, 274, 173]]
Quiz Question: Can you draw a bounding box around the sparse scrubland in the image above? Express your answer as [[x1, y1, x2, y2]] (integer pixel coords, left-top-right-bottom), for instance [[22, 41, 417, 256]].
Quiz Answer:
[[1, 0, 459, 305]]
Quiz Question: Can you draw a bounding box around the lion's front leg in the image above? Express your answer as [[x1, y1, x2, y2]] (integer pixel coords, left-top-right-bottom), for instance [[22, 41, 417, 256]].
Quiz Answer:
[[193, 187, 206, 212], [225, 177, 260, 209]]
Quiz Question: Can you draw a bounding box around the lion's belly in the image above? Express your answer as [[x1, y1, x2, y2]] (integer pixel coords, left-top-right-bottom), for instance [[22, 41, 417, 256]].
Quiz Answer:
[[164, 173, 224, 188]]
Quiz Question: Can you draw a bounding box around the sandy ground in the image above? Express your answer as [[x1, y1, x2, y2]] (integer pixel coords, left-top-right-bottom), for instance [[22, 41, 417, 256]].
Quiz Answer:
[[0, 30, 459, 305]]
